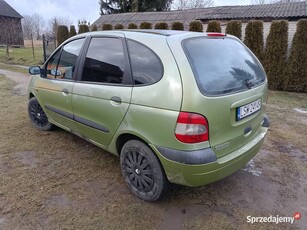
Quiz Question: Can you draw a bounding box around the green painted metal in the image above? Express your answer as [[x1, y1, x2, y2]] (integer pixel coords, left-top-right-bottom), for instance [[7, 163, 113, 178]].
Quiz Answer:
[[28, 30, 269, 187]]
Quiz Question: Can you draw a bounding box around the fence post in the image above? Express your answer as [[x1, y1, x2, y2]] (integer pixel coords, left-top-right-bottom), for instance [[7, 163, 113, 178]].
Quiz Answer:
[[43, 34, 47, 62], [31, 34, 35, 60]]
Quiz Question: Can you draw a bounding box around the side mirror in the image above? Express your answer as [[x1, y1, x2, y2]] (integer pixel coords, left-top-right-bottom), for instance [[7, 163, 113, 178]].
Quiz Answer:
[[50, 68, 62, 76], [29, 66, 41, 75]]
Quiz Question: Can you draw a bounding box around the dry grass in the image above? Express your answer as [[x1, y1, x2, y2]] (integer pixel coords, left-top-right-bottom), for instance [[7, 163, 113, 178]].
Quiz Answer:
[[0, 47, 44, 66], [0, 75, 306, 229]]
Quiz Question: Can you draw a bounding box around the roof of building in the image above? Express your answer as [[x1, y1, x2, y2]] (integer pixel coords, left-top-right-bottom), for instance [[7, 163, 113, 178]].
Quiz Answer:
[[0, 0, 23, 19], [93, 1, 307, 28]]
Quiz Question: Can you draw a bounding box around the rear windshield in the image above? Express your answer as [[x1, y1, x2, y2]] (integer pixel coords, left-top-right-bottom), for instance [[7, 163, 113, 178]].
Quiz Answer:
[[183, 37, 266, 96]]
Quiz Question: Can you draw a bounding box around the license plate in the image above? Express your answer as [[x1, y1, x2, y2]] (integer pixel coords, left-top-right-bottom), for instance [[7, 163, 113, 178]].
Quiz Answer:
[[237, 99, 261, 121]]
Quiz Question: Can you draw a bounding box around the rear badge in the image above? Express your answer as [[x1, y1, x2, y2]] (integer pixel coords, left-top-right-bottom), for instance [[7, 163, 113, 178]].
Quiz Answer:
[[215, 142, 230, 151]]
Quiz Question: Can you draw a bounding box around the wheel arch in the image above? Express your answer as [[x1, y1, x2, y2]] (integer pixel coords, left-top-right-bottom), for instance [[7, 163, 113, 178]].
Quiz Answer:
[[116, 133, 147, 156]]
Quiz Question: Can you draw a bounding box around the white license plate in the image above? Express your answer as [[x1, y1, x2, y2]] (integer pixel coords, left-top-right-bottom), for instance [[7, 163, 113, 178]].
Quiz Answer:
[[237, 99, 261, 121]]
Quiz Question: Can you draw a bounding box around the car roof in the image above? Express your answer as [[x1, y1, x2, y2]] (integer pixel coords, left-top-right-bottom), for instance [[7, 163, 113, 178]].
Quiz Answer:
[[74, 29, 198, 38]]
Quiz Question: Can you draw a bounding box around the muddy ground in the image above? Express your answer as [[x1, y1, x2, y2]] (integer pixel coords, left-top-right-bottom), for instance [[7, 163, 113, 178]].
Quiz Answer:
[[0, 70, 306, 230]]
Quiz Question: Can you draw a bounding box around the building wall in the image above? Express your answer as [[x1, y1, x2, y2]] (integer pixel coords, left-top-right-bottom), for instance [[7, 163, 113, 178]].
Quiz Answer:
[[0, 16, 24, 47]]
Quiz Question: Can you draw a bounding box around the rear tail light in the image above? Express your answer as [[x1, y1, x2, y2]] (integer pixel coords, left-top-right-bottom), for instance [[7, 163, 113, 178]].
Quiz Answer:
[[175, 112, 209, 143]]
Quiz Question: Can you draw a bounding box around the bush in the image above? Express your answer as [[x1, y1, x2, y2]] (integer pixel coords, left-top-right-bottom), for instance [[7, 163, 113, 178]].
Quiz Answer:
[[78, 24, 89, 34], [244, 20, 264, 61], [284, 19, 307, 92], [171, 22, 184, 30], [140, 22, 152, 29], [189, 20, 203, 32], [263, 20, 288, 91], [69, 25, 77, 37], [102, 24, 113, 30], [57, 25, 69, 45], [155, 22, 169, 30], [206, 20, 221, 33], [114, 24, 124, 29], [91, 24, 98, 31], [225, 20, 242, 39], [128, 23, 138, 29]]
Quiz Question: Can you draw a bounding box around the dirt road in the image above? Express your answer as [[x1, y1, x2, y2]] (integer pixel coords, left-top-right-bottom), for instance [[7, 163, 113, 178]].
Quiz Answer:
[[0, 70, 306, 229]]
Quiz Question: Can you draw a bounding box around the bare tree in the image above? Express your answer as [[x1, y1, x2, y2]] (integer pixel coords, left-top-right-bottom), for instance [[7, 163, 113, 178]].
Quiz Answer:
[[251, 0, 267, 4], [32, 13, 45, 40], [0, 17, 23, 57], [172, 0, 214, 10], [271, 0, 303, 2], [22, 15, 35, 39]]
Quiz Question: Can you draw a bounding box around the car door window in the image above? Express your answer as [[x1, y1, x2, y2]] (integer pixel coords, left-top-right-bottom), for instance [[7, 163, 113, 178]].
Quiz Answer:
[[82, 37, 125, 84], [46, 38, 85, 80]]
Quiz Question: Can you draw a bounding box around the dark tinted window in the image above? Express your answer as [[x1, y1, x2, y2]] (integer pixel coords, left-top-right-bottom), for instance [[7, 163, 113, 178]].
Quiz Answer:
[[183, 37, 266, 96], [46, 38, 84, 80], [128, 40, 163, 85], [82, 37, 125, 84]]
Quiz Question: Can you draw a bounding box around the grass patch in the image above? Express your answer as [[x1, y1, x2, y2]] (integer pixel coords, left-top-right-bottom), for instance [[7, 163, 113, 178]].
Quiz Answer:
[[0, 63, 28, 74], [0, 47, 44, 66]]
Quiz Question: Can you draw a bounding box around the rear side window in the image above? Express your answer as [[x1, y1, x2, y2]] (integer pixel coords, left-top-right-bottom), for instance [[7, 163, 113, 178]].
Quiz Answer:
[[183, 37, 266, 96], [127, 40, 163, 85]]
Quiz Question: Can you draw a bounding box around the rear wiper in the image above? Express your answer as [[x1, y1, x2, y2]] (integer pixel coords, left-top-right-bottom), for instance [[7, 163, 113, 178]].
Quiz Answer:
[[244, 80, 254, 89]]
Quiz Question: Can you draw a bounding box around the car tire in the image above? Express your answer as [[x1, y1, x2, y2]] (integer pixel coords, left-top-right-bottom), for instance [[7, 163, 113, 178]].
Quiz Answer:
[[120, 140, 169, 202], [28, 97, 53, 131]]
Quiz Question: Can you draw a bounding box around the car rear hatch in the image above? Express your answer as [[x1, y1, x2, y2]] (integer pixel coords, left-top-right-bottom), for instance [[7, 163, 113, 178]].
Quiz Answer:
[[168, 33, 268, 158]]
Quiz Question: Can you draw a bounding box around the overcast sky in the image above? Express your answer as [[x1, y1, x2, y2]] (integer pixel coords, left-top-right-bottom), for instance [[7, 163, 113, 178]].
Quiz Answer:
[[5, 0, 251, 26]]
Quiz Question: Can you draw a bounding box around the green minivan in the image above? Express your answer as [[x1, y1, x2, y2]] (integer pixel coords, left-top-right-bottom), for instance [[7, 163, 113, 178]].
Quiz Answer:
[[28, 30, 269, 201]]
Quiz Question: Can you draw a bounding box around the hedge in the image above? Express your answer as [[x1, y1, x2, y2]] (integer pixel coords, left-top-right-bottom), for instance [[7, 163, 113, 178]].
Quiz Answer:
[[114, 24, 124, 29], [225, 20, 242, 39], [128, 23, 138, 29], [140, 22, 152, 29], [284, 19, 307, 92], [102, 24, 113, 30], [78, 24, 89, 34], [155, 22, 168, 30], [57, 25, 69, 45], [206, 20, 221, 33], [244, 20, 264, 61], [189, 21, 203, 32], [264, 20, 288, 91], [171, 22, 184, 30], [69, 25, 77, 37]]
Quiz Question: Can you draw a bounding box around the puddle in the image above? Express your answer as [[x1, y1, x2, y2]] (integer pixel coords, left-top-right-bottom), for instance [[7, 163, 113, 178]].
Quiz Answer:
[[45, 194, 70, 208], [294, 108, 307, 114], [15, 151, 37, 168], [0, 217, 6, 225], [241, 159, 262, 176]]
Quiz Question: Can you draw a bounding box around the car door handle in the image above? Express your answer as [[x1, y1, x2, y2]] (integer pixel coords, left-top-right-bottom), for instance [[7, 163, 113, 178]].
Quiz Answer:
[[110, 96, 122, 104], [62, 89, 69, 95]]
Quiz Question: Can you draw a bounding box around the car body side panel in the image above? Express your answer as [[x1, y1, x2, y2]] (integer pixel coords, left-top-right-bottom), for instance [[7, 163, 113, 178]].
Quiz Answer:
[[72, 83, 132, 146], [31, 77, 78, 132], [124, 33, 182, 111]]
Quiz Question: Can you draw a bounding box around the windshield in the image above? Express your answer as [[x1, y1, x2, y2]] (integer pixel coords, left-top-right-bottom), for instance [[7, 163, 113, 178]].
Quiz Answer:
[[183, 37, 266, 96]]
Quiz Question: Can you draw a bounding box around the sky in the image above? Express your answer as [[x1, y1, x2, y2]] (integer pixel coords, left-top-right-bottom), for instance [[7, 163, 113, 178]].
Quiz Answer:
[[5, 0, 251, 27]]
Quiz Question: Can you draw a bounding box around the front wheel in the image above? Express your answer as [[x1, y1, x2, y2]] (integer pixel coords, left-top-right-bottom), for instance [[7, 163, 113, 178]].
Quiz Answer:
[[28, 97, 53, 131], [120, 140, 169, 202]]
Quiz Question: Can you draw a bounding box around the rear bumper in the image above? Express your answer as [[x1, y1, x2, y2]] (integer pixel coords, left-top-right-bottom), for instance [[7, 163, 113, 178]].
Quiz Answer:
[[151, 119, 269, 187]]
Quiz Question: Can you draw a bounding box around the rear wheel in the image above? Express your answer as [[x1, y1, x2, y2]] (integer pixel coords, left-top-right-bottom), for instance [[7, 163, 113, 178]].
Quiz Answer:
[[120, 140, 169, 201], [28, 97, 53, 131]]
